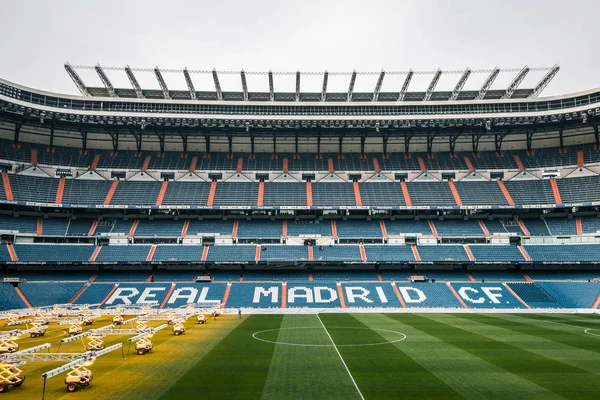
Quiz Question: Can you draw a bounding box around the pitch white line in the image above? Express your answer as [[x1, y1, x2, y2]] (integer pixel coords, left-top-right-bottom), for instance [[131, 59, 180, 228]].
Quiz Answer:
[[316, 314, 365, 400]]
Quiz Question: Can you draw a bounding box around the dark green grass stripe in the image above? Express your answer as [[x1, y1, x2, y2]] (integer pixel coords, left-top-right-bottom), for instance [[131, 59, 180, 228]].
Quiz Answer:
[[456, 313, 600, 355], [319, 313, 462, 400], [161, 314, 283, 400], [395, 314, 599, 400]]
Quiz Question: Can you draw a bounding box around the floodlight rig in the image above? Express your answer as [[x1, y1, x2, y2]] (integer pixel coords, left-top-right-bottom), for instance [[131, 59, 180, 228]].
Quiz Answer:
[[0, 342, 122, 393], [0, 326, 49, 353], [126, 324, 168, 356], [40, 343, 123, 394]]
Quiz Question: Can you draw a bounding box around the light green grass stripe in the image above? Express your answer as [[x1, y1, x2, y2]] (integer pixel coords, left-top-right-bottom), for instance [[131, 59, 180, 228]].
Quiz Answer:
[[260, 314, 362, 400], [322, 313, 463, 400], [160, 314, 283, 400], [444, 314, 600, 374], [358, 313, 563, 400], [475, 313, 600, 356], [416, 313, 600, 399]]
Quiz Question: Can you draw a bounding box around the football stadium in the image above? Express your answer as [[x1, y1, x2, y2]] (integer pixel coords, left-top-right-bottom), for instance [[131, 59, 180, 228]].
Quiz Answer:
[[1, 2, 600, 398]]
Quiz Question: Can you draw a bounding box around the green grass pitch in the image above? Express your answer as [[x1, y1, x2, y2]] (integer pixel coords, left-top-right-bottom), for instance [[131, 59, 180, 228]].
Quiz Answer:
[[5, 313, 600, 399]]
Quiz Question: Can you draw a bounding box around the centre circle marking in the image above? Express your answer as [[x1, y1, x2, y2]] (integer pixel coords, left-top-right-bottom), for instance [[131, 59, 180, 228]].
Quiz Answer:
[[252, 326, 407, 347], [584, 328, 600, 337]]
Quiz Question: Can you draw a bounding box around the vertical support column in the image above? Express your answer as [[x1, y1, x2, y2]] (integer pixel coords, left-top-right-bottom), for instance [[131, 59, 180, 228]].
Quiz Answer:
[[353, 182, 362, 206], [379, 220, 388, 239], [463, 155, 474, 173], [181, 220, 189, 238], [55, 177, 65, 204], [282, 157, 289, 173], [155, 181, 168, 206], [281, 282, 287, 309], [372, 157, 381, 173], [37, 217, 43, 236], [577, 150, 585, 168], [497, 180, 515, 206], [104, 180, 119, 205], [448, 181, 463, 206], [327, 157, 334, 174], [306, 181, 313, 207], [31, 149, 38, 167], [400, 181, 412, 206], [257, 181, 264, 206], [417, 157, 427, 173], [478, 220, 491, 237], [576, 217, 583, 236], [236, 157, 244, 173], [550, 178, 562, 205], [141, 156, 151, 172], [411, 245, 421, 262], [128, 220, 139, 238], [518, 245, 531, 262], [331, 220, 338, 238], [189, 155, 198, 172], [2, 173, 13, 201], [255, 245, 261, 263], [428, 220, 438, 237], [90, 154, 101, 171], [146, 245, 157, 262], [513, 154, 525, 172], [207, 181, 217, 206]]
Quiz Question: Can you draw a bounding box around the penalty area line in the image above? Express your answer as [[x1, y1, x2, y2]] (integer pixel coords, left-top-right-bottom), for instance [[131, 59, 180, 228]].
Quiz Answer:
[[316, 314, 365, 400]]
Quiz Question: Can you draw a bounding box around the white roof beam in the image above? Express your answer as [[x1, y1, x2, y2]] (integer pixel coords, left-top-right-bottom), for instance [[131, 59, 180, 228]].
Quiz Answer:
[[240, 70, 248, 101], [474, 67, 500, 100], [125, 65, 144, 99], [529, 64, 560, 98], [321, 71, 328, 102], [502, 65, 530, 99], [423, 69, 442, 101], [449, 68, 471, 100], [94, 64, 117, 97], [64, 62, 90, 96], [295, 71, 301, 102], [347, 70, 357, 102], [154, 67, 170, 99], [398, 70, 413, 101], [212, 69, 223, 101], [372, 70, 385, 101], [183, 68, 197, 100], [268, 71, 274, 101]]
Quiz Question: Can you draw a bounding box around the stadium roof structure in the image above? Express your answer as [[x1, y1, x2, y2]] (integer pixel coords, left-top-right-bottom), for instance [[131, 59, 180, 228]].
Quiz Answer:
[[65, 64, 560, 102]]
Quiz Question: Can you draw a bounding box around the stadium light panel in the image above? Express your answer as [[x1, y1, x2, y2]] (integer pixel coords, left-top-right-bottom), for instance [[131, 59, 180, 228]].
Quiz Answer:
[[64, 63, 90, 97], [125, 65, 144, 98], [502, 65, 530, 99], [94, 64, 117, 97], [475, 67, 500, 100], [398, 70, 413, 101], [183, 68, 197, 100], [154, 67, 171, 99], [423, 69, 442, 101], [529, 64, 560, 98], [449, 68, 471, 100]]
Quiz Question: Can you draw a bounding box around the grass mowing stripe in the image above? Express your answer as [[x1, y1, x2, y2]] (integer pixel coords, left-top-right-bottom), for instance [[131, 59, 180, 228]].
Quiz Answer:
[[317, 314, 365, 400], [448, 313, 600, 374], [320, 313, 464, 400], [357, 313, 560, 400], [476, 313, 600, 355], [161, 315, 283, 400], [260, 315, 361, 400], [415, 313, 599, 400]]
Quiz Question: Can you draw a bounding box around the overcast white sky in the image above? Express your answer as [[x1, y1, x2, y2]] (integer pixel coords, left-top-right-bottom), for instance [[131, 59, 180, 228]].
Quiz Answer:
[[1, 0, 598, 97]]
